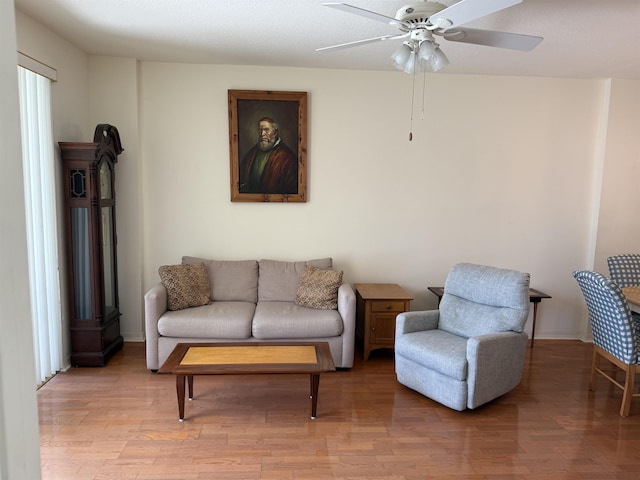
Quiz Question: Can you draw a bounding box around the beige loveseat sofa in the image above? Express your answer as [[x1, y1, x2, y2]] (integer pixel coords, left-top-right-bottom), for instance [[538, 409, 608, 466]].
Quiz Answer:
[[144, 257, 356, 370]]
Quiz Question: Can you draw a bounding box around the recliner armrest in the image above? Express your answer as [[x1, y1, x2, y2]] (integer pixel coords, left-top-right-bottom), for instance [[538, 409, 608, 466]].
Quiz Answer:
[[467, 331, 528, 364], [466, 331, 528, 409], [396, 310, 439, 337]]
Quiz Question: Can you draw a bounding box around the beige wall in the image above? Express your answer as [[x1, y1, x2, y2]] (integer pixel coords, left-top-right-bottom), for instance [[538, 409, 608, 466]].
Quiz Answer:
[[594, 78, 640, 273], [88, 56, 143, 341], [138, 63, 609, 341], [14, 10, 640, 364], [1, 2, 41, 477]]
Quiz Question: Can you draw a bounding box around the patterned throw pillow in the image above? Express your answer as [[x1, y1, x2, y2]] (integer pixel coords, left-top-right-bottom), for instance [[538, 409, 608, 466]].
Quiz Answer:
[[158, 263, 211, 311], [295, 265, 343, 310]]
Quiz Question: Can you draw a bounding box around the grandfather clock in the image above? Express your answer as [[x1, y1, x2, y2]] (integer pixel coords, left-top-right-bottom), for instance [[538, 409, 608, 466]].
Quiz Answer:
[[59, 124, 124, 366]]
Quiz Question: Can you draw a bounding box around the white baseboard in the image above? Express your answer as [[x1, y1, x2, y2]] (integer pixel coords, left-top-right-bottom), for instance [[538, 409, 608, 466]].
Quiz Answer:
[[122, 333, 144, 343]]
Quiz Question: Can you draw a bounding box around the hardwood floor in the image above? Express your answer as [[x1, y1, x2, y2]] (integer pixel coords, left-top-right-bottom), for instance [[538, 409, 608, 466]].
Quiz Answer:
[[38, 340, 640, 479]]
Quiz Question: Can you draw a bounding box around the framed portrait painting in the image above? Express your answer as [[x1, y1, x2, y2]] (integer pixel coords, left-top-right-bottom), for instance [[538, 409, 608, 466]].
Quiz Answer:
[[228, 90, 307, 202]]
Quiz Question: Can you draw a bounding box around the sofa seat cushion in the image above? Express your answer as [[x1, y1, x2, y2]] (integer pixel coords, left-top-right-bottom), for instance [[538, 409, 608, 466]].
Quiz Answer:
[[157, 301, 255, 339], [252, 301, 344, 339], [395, 329, 468, 381]]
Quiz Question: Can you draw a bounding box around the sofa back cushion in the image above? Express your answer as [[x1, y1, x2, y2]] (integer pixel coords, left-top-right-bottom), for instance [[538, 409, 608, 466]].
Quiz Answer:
[[258, 258, 333, 302], [439, 263, 530, 338], [182, 257, 258, 303]]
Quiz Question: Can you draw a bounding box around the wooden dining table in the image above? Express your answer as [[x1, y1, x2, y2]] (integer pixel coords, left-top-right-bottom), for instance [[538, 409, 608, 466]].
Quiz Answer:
[[622, 286, 640, 314]]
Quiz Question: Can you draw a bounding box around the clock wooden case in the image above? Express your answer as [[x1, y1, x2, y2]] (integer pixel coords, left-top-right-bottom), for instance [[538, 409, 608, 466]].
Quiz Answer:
[[59, 124, 124, 366]]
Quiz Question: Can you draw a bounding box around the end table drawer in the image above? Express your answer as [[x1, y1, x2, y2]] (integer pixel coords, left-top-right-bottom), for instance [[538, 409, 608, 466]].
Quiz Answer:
[[370, 300, 406, 312]]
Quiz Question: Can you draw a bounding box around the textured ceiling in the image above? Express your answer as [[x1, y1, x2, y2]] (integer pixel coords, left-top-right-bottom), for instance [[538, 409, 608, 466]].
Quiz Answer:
[[14, 0, 640, 79]]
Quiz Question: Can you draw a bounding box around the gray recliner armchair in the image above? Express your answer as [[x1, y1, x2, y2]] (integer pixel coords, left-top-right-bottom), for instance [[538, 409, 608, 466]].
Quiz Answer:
[[395, 263, 531, 411]]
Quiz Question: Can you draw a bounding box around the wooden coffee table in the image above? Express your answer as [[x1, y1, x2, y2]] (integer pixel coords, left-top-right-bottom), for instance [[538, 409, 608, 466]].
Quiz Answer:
[[158, 342, 336, 421]]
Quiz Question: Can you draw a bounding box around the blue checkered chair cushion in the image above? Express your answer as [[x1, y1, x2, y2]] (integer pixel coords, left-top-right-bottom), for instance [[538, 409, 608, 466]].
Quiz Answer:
[[607, 254, 640, 324], [573, 270, 640, 365], [607, 254, 640, 288]]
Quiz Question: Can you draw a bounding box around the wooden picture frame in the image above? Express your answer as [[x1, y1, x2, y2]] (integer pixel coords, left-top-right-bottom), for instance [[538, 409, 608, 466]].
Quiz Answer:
[[228, 90, 307, 202]]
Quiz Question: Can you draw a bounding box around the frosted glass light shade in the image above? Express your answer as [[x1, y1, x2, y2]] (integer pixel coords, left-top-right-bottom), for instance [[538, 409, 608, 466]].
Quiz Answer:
[[432, 47, 450, 72], [391, 42, 412, 71], [418, 40, 437, 62], [403, 51, 416, 74]]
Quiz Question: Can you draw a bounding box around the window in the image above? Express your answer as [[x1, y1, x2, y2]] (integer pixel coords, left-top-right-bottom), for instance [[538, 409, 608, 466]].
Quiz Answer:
[[17, 63, 63, 386]]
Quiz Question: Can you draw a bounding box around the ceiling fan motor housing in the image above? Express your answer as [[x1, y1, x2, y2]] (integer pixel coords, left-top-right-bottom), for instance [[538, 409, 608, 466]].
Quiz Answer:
[[395, 2, 448, 31]]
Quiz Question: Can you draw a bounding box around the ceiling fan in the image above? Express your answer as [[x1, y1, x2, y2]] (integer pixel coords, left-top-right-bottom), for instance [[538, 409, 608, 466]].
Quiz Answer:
[[317, 0, 543, 73]]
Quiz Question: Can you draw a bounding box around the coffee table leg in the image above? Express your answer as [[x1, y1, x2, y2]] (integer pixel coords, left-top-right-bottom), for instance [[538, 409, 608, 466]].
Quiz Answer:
[[310, 373, 320, 419], [176, 375, 186, 422], [188, 375, 194, 400]]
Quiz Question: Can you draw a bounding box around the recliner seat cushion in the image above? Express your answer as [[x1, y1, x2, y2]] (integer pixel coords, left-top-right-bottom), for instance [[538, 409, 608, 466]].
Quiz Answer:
[[395, 329, 468, 381]]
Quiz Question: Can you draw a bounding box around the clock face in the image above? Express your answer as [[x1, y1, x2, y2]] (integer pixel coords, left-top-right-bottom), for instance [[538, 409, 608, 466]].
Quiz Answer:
[[99, 161, 112, 199]]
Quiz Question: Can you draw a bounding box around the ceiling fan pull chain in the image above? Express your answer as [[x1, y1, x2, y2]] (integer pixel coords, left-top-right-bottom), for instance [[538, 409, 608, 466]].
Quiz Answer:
[[409, 51, 417, 141], [420, 71, 427, 120]]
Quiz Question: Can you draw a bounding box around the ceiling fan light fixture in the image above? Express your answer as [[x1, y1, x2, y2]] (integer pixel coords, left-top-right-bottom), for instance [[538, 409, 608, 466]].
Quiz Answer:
[[402, 50, 417, 74], [390, 42, 413, 71], [417, 39, 437, 63], [415, 39, 449, 73], [433, 46, 450, 70]]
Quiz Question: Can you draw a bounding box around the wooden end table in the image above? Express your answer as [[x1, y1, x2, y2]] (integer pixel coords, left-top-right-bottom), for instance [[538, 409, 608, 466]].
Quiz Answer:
[[354, 283, 413, 360], [158, 342, 336, 421]]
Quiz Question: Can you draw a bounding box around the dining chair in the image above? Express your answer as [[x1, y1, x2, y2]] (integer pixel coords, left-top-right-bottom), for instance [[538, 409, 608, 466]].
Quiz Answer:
[[607, 253, 640, 288], [573, 269, 640, 417]]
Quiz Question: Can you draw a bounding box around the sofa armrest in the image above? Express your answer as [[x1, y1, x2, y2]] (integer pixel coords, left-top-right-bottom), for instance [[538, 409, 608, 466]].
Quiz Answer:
[[396, 310, 439, 338], [144, 283, 167, 370], [337, 283, 356, 368], [466, 331, 528, 409]]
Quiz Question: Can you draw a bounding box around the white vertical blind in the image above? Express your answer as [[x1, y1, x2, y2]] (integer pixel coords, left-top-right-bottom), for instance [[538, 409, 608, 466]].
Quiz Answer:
[[17, 66, 63, 385]]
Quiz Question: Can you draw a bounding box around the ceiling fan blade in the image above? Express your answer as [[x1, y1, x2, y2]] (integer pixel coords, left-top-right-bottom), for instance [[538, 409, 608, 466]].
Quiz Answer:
[[316, 33, 409, 52], [322, 3, 409, 28], [443, 27, 543, 51], [429, 0, 523, 29]]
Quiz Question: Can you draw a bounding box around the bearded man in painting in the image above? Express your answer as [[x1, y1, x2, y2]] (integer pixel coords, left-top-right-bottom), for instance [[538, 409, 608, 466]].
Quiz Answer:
[[239, 117, 298, 194]]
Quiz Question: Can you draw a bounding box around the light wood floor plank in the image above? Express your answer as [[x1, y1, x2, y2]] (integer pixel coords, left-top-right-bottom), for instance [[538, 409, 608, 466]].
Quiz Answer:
[[38, 341, 640, 479]]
